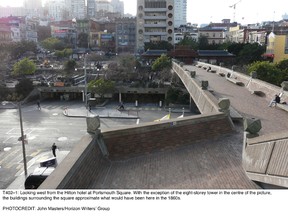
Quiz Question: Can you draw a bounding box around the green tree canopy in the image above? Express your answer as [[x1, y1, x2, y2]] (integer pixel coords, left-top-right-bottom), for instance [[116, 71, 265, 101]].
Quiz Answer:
[[88, 78, 115, 98], [12, 58, 36, 76], [237, 43, 265, 64], [248, 61, 283, 86], [55, 48, 73, 59], [41, 37, 66, 51], [152, 54, 172, 71]]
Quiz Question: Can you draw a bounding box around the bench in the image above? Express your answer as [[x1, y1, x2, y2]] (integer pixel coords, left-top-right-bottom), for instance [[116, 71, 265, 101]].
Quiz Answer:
[[226, 77, 244, 86], [218, 72, 225, 77], [250, 90, 265, 97], [210, 70, 217, 73], [277, 103, 288, 112]]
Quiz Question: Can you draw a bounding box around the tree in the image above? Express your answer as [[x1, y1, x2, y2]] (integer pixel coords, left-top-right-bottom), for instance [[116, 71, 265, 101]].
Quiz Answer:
[[237, 43, 265, 64], [15, 79, 34, 99], [248, 61, 283, 86], [41, 37, 65, 51], [152, 54, 172, 71], [55, 48, 73, 59], [12, 58, 36, 76], [276, 59, 288, 81], [198, 35, 209, 50], [177, 34, 198, 50], [37, 26, 52, 42], [10, 41, 37, 59], [88, 78, 115, 98], [144, 41, 173, 51], [77, 32, 89, 48], [64, 59, 77, 72], [117, 54, 137, 72]]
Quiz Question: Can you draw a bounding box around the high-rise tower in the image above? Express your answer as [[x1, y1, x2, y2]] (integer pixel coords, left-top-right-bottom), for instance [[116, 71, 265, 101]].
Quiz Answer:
[[136, 0, 174, 52], [174, 0, 187, 27]]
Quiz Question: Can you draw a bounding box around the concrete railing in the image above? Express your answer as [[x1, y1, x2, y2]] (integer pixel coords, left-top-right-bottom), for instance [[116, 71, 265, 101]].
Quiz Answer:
[[172, 62, 221, 114], [243, 131, 288, 188], [195, 62, 288, 102]]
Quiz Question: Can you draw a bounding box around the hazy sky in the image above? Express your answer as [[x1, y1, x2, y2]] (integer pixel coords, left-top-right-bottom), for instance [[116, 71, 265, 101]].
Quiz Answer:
[[0, 0, 287, 25]]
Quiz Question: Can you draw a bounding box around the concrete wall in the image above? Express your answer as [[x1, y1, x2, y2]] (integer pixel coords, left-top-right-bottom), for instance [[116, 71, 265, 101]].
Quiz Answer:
[[172, 62, 220, 114], [103, 113, 234, 160], [39, 135, 111, 189], [40, 112, 234, 189], [243, 131, 288, 188]]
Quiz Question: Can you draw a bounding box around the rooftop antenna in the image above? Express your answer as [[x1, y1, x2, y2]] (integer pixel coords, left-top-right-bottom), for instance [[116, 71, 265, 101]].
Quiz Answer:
[[229, 0, 242, 22]]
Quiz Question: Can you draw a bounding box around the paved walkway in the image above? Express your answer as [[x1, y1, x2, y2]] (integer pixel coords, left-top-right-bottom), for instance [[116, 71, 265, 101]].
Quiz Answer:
[[185, 65, 288, 135]]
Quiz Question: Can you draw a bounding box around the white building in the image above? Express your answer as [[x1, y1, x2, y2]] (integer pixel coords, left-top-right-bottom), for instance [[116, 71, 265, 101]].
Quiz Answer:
[[66, 0, 86, 19], [46, 0, 66, 21], [95, 0, 124, 15], [174, 0, 187, 28], [136, 0, 174, 52]]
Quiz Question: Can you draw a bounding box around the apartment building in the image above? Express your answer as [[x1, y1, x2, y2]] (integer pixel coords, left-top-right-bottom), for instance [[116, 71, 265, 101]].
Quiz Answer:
[[46, 0, 66, 21], [199, 27, 227, 44], [67, 0, 86, 19], [174, 0, 187, 28], [115, 17, 136, 53], [136, 0, 174, 52]]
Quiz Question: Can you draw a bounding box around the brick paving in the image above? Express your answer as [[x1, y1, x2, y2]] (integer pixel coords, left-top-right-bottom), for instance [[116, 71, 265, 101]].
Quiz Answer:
[[91, 65, 288, 189], [186, 65, 288, 135], [94, 124, 259, 189]]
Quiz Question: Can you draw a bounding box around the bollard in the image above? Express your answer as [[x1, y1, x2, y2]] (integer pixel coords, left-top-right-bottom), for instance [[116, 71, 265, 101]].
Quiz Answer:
[[190, 71, 196, 78], [201, 80, 209, 90]]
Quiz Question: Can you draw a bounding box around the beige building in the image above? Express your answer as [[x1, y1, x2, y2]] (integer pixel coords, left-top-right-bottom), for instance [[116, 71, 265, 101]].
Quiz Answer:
[[136, 0, 174, 52], [265, 32, 288, 63], [198, 27, 227, 44]]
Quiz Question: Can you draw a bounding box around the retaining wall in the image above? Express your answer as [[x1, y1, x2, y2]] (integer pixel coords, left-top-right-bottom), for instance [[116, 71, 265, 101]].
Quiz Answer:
[[39, 135, 111, 189], [172, 62, 220, 114], [243, 131, 288, 188]]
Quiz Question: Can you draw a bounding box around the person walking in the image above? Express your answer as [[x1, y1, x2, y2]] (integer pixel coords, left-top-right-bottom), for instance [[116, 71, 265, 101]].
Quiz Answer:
[[37, 100, 41, 110], [51, 143, 57, 157]]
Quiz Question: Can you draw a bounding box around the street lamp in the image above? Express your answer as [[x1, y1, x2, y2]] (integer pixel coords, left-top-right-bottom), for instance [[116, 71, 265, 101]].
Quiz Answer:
[[2, 101, 28, 177], [84, 54, 88, 109]]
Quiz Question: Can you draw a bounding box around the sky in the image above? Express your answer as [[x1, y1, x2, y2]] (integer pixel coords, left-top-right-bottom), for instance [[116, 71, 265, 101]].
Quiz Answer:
[[0, 0, 287, 25]]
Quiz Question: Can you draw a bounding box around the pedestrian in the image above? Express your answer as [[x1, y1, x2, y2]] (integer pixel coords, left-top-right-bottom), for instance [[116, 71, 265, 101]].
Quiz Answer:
[[51, 143, 57, 157], [118, 101, 124, 110], [269, 94, 281, 107], [37, 100, 41, 110]]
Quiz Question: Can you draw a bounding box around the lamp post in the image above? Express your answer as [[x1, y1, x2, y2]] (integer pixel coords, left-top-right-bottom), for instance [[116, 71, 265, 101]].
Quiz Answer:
[[84, 54, 87, 109], [18, 103, 28, 177], [2, 101, 28, 177]]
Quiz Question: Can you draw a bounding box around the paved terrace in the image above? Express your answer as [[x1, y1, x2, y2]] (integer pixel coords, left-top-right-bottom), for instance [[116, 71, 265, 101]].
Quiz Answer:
[[186, 64, 288, 135]]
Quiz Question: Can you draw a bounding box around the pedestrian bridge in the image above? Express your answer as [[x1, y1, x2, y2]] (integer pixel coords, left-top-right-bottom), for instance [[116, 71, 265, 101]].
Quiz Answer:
[[40, 61, 288, 189]]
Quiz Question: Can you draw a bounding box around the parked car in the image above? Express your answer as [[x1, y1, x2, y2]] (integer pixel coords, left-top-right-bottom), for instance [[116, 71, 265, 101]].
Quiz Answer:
[[24, 167, 55, 189], [24, 157, 57, 189]]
